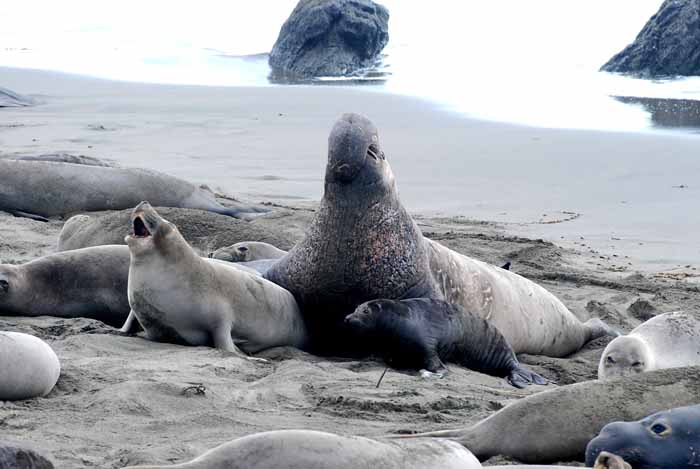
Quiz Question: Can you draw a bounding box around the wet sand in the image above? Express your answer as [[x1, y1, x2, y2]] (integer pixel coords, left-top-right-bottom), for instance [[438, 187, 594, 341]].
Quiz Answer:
[[2, 66, 700, 467]]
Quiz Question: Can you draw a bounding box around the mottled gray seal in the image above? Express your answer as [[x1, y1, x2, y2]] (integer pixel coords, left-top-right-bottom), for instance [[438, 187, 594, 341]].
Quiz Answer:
[[397, 366, 700, 463], [122, 429, 480, 469], [0, 245, 130, 327], [345, 298, 547, 388], [0, 159, 268, 220], [0, 441, 54, 468], [264, 113, 615, 356], [210, 241, 287, 262], [0, 332, 60, 400], [593, 452, 631, 469], [598, 311, 700, 379], [122, 202, 307, 358], [586, 404, 700, 468]]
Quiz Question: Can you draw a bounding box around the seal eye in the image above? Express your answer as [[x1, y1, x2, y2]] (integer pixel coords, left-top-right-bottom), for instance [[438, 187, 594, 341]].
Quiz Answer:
[[238, 246, 248, 252], [650, 422, 670, 436], [631, 361, 643, 368], [606, 356, 616, 365], [0, 279, 8, 293]]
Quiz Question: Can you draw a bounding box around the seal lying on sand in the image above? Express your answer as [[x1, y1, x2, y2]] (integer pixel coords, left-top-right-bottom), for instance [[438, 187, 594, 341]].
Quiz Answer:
[[210, 241, 287, 262], [122, 429, 480, 469], [0, 159, 268, 220], [0, 441, 54, 468], [586, 404, 700, 469], [396, 366, 700, 463], [0, 245, 130, 327], [345, 298, 547, 388], [593, 452, 631, 469], [265, 113, 615, 356], [122, 202, 307, 358], [0, 332, 60, 400], [598, 311, 700, 379]]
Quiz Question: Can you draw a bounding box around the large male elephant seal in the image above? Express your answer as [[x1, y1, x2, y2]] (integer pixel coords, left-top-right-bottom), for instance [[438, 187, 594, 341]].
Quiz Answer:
[[396, 366, 700, 463], [122, 203, 307, 358], [0, 332, 60, 400], [345, 298, 547, 388], [264, 113, 615, 356], [0, 245, 131, 327], [598, 311, 700, 379], [586, 404, 700, 468], [122, 429, 480, 469], [0, 441, 54, 468], [0, 159, 267, 220]]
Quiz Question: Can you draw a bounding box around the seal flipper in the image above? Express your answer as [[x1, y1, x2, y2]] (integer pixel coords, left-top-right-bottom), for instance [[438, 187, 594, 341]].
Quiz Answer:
[[212, 325, 268, 363], [500, 261, 511, 271], [584, 317, 621, 341], [7, 210, 49, 222], [507, 364, 548, 389], [119, 310, 143, 334]]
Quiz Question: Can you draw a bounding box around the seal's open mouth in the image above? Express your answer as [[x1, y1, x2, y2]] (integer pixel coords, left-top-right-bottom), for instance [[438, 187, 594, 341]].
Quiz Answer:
[[133, 216, 151, 238]]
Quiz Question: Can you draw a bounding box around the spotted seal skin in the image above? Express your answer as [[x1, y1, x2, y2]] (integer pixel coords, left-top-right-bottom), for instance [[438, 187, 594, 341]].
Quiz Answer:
[[0, 245, 131, 327], [122, 202, 307, 358], [598, 311, 700, 379], [0, 159, 268, 220], [0, 332, 60, 400], [210, 241, 287, 262], [121, 429, 481, 469], [594, 452, 631, 469], [586, 404, 700, 469], [345, 298, 547, 388], [264, 113, 615, 356], [396, 366, 700, 463], [0, 441, 54, 468]]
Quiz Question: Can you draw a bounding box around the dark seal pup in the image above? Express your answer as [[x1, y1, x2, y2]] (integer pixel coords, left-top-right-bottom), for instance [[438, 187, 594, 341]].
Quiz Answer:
[[586, 404, 700, 469], [264, 113, 615, 356], [0, 441, 54, 469], [345, 298, 547, 388]]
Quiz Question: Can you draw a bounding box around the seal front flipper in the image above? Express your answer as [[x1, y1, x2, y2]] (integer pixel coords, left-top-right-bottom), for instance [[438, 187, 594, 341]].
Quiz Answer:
[[213, 325, 268, 363], [507, 364, 548, 389], [119, 310, 143, 334], [6, 210, 49, 222]]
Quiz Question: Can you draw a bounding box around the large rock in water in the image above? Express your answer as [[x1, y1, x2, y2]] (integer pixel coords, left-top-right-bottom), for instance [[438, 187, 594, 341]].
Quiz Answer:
[[601, 0, 700, 76], [269, 0, 389, 79]]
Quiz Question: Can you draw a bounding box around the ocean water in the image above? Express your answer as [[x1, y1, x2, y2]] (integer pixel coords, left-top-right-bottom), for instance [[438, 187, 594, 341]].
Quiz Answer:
[[3, 0, 699, 133]]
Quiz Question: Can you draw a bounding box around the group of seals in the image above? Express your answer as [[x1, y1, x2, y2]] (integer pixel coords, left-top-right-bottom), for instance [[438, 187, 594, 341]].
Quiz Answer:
[[0, 332, 60, 400], [399, 366, 700, 463], [122, 430, 481, 469], [0, 158, 268, 221], [264, 113, 616, 357], [586, 404, 700, 469], [598, 311, 700, 379], [121, 202, 307, 358], [0, 245, 131, 327], [345, 298, 547, 388]]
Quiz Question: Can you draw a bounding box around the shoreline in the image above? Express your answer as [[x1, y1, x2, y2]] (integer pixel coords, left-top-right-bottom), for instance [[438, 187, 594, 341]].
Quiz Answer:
[[2, 66, 700, 273]]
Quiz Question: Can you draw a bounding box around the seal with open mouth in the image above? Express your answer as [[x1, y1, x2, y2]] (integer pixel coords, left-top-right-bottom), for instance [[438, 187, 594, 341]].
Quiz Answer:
[[264, 113, 616, 356], [121, 202, 307, 358]]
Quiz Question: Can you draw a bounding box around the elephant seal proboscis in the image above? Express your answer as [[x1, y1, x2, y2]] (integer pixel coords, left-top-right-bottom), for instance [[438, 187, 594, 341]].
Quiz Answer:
[[0, 159, 268, 220], [586, 404, 700, 469], [0, 441, 54, 468], [264, 113, 616, 356], [122, 202, 307, 359], [345, 298, 547, 388], [394, 366, 700, 463], [121, 429, 480, 469], [598, 311, 700, 379], [0, 245, 131, 327], [210, 241, 287, 262], [0, 332, 60, 400], [593, 452, 631, 469]]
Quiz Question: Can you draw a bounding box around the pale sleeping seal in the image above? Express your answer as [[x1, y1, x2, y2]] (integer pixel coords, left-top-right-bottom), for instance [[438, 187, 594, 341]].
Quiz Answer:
[[121, 429, 480, 469], [395, 366, 700, 463], [598, 311, 700, 379], [345, 298, 547, 388], [265, 113, 616, 356], [586, 404, 700, 469], [0, 245, 131, 327], [0, 332, 60, 400], [0, 159, 268, 220], [121, 202, 307, 359], [210, 241, 287, 262]]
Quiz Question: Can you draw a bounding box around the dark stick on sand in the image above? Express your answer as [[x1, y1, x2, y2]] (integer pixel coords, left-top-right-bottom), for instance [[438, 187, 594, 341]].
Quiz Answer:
[[376, 367, 389, 388]]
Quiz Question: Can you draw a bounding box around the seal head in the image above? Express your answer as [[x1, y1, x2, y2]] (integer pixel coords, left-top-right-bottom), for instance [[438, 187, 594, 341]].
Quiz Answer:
[[598, 335, 653, 379], [585, 404, 700, 468]]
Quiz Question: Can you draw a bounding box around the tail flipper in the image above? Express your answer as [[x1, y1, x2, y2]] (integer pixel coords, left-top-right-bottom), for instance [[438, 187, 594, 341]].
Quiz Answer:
[[500, 261, 511, 271], [585, 317, 621, 341], [215, 204, 271, 220]]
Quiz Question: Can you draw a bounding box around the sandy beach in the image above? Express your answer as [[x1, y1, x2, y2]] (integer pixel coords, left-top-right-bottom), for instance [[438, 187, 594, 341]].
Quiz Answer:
[[2, 67, 700, 467]]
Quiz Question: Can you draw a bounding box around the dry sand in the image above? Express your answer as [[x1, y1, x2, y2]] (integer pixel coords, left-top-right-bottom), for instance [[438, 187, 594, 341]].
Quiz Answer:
[[2, 67, 700, 467]]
